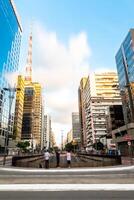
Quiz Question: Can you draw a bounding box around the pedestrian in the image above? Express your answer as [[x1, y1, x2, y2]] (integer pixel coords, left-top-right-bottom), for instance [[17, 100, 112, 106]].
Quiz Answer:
[[44, 150, 50, 169], [56, 150, 60, 167], [66, 150, 71, 168]]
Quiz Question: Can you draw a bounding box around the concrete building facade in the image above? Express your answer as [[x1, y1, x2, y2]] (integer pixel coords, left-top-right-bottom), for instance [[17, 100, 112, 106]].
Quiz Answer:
[[78, 77, 88, 148], [14, 75, 25, 141], [72, 112, 81, 142], [21, 86, 35, 144], [79, 72, 122, 150], [43, 115, 51, 149], [67, 130, 73, 143], [32, 82, 42, 148]]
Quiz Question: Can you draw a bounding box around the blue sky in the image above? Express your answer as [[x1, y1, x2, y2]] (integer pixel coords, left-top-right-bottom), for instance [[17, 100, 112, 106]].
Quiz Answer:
[[15, 0, 134, 70], [14, 0, 134, 145]]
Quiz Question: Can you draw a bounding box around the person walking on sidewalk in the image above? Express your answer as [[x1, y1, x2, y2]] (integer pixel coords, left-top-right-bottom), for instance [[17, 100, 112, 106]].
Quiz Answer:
[[66, 150, 71, 168], [44, 150, 50, 169]]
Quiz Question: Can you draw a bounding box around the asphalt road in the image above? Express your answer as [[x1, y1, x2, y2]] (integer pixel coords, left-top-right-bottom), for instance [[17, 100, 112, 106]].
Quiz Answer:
[[0, 165, 134, 184], [0, 166, 134, 199], [0, 191, 134, 200]]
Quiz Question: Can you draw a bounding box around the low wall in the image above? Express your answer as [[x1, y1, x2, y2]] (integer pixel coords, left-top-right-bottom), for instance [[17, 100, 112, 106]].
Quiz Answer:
[[0, 156, 12, 166], [12, 154, 44, 168], [12, 153, 122, 168], [121, 156, 134, 165], [77, 153, 121, 167]]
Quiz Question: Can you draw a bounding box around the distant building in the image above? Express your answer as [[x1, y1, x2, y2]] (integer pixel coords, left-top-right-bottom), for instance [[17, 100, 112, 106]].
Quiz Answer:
[[43, 115, 51, 149], [50, 131, 56, 148], [41, 104, 44, 150], [0, 0, 22, 149], [72, 112, 81, 142], [67, 130, 73, 143], [78, 77, 88, 148]]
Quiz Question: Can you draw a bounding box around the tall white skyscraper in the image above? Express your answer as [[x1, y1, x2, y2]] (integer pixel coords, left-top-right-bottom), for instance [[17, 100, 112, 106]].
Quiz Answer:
[[43, 115, 51, 149]]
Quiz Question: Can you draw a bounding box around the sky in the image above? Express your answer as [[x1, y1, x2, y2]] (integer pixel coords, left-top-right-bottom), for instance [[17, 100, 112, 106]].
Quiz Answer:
[[14, 0, 134, 145]]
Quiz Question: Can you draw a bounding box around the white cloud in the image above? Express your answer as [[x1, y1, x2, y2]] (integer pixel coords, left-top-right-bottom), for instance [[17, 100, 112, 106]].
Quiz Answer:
[[51, 122, 71, 147], [31, 22, 91, 144], [5, 71, 19, 88]]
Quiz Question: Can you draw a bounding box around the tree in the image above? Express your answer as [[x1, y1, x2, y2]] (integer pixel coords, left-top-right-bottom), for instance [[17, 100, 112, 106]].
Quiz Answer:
[[53, 146, 59, 151], [65, 142, 74, 152], [93, 141, 104, 150], [17, 141, 30, 152]]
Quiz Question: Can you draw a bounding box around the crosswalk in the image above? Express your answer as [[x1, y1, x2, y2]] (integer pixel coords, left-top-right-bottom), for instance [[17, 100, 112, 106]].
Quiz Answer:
[[0, 184, 134, 191]]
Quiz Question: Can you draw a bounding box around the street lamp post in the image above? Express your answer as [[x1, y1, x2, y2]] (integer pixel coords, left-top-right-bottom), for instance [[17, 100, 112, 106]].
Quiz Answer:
[[3, 87, 20, 165], [61, 130, 63, 151]]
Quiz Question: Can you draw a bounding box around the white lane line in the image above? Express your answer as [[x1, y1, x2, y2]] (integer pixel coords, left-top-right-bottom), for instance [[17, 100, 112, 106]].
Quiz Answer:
[[0, 165, 134, 172], [0, 173, 128, 178], [0, 184, 134, 191]]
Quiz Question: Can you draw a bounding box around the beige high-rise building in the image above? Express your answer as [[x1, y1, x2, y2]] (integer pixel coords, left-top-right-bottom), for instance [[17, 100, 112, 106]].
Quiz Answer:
[[93, 72, 120, 98], [72, 112, 81, 142], [21, 82, 42, 148], [78, 77, 88, 148], [14, 75, 25, 141], [21, 85, 35, 142], [43, 114, 51, 149], [50, 131, 56, 148], [79, 72, 122, 149], [67, 130, 73, 143], [32, 82, 42, 147], [20, 32, 43, 149]]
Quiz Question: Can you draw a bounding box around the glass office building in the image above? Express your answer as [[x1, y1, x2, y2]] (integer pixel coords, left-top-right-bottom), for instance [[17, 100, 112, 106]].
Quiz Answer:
[[115, 29, 134, 123], [0, 0, 22, 148]]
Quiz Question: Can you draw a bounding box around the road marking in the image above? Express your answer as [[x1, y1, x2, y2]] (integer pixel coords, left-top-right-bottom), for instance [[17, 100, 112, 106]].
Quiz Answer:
[[0, 173, 129, 178], [0, 165, 134, 173], [0, 184, 134, 191]]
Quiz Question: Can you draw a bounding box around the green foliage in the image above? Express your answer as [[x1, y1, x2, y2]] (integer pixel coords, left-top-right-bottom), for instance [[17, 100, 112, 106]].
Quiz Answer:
[[17, 141, 30, 152], [53, 146, 59, 151], [65, 142, 75, 151], [93, 141, 104, 150]]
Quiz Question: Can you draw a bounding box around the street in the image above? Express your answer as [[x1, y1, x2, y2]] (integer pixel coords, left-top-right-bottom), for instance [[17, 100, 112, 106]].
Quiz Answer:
[[0, 165, 134, 199], [0, 191, 134, 200]]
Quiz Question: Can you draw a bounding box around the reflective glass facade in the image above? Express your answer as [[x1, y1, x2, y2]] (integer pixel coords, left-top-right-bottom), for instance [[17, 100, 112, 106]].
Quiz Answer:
[[0, 0, 22, 147], [115, 30, 134, 90], [115, 29, 134, 123]]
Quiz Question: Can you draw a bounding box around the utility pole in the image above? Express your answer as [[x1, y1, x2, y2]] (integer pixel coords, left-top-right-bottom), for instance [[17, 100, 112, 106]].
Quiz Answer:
[[61, 130, 63, 151]]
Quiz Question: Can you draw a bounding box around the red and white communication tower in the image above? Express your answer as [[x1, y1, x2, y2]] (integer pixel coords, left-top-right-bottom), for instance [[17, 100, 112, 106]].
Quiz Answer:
[[25, 32, 32, 83]]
